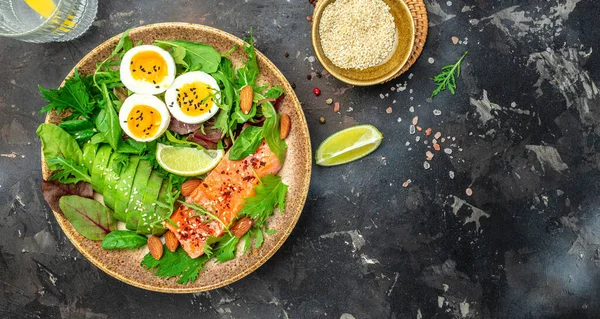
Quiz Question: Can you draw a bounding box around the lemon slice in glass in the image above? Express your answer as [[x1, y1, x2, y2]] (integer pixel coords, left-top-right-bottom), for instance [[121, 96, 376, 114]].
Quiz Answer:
[[315, 124, 383, 166], [156, 143, 224, 176]]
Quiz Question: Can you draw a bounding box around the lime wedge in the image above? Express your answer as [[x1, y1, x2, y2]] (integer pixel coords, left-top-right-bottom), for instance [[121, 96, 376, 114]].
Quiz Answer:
[[156, 143, 224, 176], [315, 124, 383, 166]]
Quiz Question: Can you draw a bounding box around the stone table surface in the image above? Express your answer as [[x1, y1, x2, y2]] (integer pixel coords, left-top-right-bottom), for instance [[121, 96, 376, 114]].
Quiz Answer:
[[1, 0, 600, 318]]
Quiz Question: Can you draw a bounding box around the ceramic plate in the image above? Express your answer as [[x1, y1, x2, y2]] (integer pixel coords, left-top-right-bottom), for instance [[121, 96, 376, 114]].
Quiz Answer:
[[41, 22, 312, 293]]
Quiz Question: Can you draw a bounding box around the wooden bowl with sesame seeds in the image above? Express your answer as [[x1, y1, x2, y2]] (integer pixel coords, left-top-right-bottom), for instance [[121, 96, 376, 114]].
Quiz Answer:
[[312, 0, 415, 86], [40, 23, 312, 293]]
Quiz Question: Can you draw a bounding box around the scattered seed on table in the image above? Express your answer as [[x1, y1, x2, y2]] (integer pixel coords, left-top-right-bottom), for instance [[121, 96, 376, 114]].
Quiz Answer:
[[386, 107, 393, 114], [416, 136, 421, 142], [319, 117, 326, 124], [441, 137, 446, 142], [449, 171, 455, 179], [451, 36, 459, 44], [433, 109, 442, 116], [434, 132, 442, 139], [426, 151, 434, 161], [409, 106, 414, 112], [466, 188, 473, 196], [284, 51, 289, 57], [291, 82, 296, 89], [326, 98, 333, 105], [425, 128, 432, 136], [409, 125, 416, 134], [391, 87, 396, 91], [444, 148, 453, 154], [313, 88, 321, 96], [412, 116, 419, 125], [397, 117, 402, 122], [416, 126, 423, 132], [402, 179, 411, 187], [316, 71, 322, 78], [307, 74, 312, 80], [307, 16, 313, 21], [432, 139, 437, 144], [433, 143, 441, 151], [334, 102, 340, 112], [423, 161, 431, 169]]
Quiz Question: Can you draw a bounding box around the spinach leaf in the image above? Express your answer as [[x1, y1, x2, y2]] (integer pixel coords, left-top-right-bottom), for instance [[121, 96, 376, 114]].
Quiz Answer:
[[101, 230, 148, 250], [39, 70, 95, 120], [228, 126, 262, 160], [71, 129, 96, 146], [95, 83, 122, 150], [59, 195, 116, 240], [37, 123, 83, 170], [47, 157, 92, 184], [155, 40, 221, 73], [116, 138, 148, 154], [211, 71, 235, 134], [59, 119, 95, 132], [89, 133, 105, 144]]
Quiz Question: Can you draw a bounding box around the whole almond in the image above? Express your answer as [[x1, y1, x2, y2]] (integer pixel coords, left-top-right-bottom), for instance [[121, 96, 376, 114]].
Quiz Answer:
[[181, 178, 202, 197], [231, 217, 253, 238], [240, 85, 254, 114], [280, 114, 291, 140], [147, 236, 164, 260], [165, 230, 179, 252]]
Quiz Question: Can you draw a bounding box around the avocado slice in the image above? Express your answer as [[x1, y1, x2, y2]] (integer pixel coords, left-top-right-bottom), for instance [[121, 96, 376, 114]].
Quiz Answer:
[[90, 145, 112, 193], [124, 160, 153, 231], [152, 181, 172, 236], [82, 142, 99, 172], [136, 171, 163, 234], [113, 156, 141, 220], [102, 154, 122, 214]]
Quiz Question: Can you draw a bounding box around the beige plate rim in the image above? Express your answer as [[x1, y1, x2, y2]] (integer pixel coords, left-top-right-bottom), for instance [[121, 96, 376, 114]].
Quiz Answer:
[[41, 22, 312, 293]]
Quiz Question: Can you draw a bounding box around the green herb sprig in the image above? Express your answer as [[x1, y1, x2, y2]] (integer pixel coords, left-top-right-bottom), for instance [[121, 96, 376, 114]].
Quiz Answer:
[[431, 51, 468, 98]]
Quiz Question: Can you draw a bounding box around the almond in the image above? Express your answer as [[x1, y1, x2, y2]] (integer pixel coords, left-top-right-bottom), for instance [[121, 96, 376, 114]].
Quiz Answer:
[[231, 217, 253, 238], [165, 230, 179, 252], [147, 236, 164, 260], [181, 178, 202, 197], [280, 114, 291, 140], [240, 85, 254, 115]]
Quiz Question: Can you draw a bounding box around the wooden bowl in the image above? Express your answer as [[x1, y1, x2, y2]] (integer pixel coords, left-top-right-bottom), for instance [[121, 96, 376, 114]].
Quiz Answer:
[[311, 0, 415, 86], [41, 23, 312, 293]]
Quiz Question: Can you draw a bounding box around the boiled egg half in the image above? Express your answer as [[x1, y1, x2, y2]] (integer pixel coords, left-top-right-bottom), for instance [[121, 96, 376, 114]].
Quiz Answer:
[[119, 94, 170, 142], [120, 45, 176, 95], [164, 71, 221, 124]]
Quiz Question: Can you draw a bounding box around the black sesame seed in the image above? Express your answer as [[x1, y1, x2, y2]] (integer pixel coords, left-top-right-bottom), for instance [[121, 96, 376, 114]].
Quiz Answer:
[[130, 61, 133, 65], [136, 110, 140, 113], [136, 124, 139, 127], [147, 72, 151, 74], [152, 80, 156, 84], [132, 70, 136, 72], [155, 85, 159, 89]]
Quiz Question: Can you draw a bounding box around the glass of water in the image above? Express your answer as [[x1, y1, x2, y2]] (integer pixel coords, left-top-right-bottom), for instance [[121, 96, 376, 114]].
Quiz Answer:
[[0, 0, 98, 43]]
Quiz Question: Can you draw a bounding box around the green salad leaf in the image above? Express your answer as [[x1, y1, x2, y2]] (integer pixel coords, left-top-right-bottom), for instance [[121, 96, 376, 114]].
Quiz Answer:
[[47, 156, 92, 184], [102, 230, 148, 250], [39, 70, 96, 120], [37, 123, 83, 170], [95, 83, 122, 150], [236, 29, 259, 87], [154, 40, 221, 73], [261, 101, 287, 163], [238, 174, 287, 227], [59, 195, 116, 240], [141, 247, 210, 284], [228, 125, 262, 160]]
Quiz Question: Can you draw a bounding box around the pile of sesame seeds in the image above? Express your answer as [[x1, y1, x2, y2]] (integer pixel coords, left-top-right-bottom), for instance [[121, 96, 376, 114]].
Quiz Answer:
[[318, 0, 396, 70]]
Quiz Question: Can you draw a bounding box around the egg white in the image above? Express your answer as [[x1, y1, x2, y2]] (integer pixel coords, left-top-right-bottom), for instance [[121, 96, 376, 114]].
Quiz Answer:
[[164, 71, 221, 124], [119, 45, 176, 95], [118, 94, 171, 142]]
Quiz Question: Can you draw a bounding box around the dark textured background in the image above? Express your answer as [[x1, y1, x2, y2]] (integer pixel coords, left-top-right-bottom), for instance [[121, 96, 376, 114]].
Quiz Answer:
[[2, 0, 600, 318]]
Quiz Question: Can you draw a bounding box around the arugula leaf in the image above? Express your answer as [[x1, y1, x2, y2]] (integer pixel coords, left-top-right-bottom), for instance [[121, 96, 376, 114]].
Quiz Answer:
[[95, 83, 122, 150], [59, 195, 116, 240], [93, 29, 132, 90], [141, 247, 210, 284], [101, 230, 147, 250], [37, 123, 83, 170], [164, 130, 203, 148], [155, 176, 181, 219], [238, 174, 287, 227], [47, 157, 92, 184], [431, 51, 468, 98], [39, 70, 95, 120], [180, 201, 230, 234], [236, 29, 259, 87], [228, 126, 263, 160], [261, 101, 287, 163], [154, 40, 221, 73]]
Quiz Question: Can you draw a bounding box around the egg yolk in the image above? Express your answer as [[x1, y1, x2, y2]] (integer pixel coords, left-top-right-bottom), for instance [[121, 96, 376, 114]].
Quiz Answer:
[[126, 105, 162, 138], [129, 51, 169, 86], [176, 82, 213, 116]]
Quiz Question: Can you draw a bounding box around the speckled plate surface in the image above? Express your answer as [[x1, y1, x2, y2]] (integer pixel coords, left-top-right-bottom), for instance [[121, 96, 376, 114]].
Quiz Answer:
[[41, 23, 312, 293]]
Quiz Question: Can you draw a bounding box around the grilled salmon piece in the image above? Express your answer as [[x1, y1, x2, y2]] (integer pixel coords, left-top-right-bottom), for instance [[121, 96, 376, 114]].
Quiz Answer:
[[165, 142, 283, 258]]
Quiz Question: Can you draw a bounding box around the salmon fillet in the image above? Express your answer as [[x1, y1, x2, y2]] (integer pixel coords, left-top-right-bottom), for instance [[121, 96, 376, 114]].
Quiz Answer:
[[166, 141, 283, 258]]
